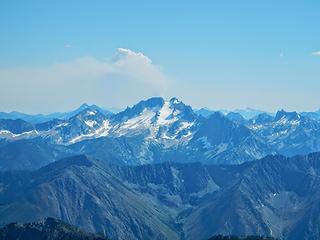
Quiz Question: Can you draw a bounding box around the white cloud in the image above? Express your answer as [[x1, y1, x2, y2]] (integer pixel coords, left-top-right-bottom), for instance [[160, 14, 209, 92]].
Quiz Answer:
[[115, 48, 152, 64], [312, 51, 320, 56], [0, 48, 169, 113]]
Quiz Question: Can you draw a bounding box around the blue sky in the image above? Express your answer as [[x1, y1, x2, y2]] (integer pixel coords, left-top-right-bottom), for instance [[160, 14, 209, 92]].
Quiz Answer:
[[0, 1, 319, 113]]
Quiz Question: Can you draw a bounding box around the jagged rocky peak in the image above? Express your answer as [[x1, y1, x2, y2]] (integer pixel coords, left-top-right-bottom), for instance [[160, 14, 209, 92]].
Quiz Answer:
[[195, 107, 214, 117], [192, 110, 253, 147], [169, 97, 180, 104], [226, 112, 246, 124], [113, 96, 196, 122], [274, 109, 300, 121], [168, 97, 196, 120], [113, 97, 165, 121], [75, 103, 113, 117], [73, 107, 104, 119], [133, 97, 165, 110], [195, 111, 227, 126], [105, 97, 198, 142], [67, 105, 109, 131]]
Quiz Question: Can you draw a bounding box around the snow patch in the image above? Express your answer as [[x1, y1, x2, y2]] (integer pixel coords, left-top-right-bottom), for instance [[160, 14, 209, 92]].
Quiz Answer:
[[85, 120, 97, 128], [69, 120, 111, 144], [114, 109, 155, 135], [0, 130, 39, 140], [88, 111, 96, 116], [157, 101, 175, 125]]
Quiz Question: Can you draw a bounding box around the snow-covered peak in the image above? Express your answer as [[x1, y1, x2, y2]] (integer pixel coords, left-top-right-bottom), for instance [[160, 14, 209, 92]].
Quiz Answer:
[[113, 97, 164, 122], [156, 100, 176, 125], [0, 97, 197, 145], [112, 97, 195, 122], [109, 97, 197, 143]]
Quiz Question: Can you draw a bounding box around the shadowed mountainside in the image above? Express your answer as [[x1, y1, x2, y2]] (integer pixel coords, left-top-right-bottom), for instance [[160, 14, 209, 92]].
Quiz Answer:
[[0, 153, 320, 239]]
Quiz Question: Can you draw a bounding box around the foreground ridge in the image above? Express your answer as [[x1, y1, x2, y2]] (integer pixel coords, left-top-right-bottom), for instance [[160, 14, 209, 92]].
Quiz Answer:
[[0, 217, 108, 240], [208, 236, 276, 240], [0, 153, 320, 239]]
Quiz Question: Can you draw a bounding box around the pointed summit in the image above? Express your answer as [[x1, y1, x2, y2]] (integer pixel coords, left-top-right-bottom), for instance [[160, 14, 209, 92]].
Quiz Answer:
[[226, 112, 246, 125], [72, 104, 112, 117]]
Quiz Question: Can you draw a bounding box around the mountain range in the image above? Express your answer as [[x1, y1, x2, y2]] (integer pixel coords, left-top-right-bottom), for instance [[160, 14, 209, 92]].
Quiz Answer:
[[0, 103, 112, 124], [0, 97, 320, 169], [195, 107, 268, 120], [1, 97, 320, 240]]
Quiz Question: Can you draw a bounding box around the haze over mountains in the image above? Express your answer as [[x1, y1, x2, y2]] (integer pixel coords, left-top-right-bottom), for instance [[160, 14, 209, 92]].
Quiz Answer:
[[1, 97, 320, 169], [0, 103, 113, 124], [1, 97, 320, 239]]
